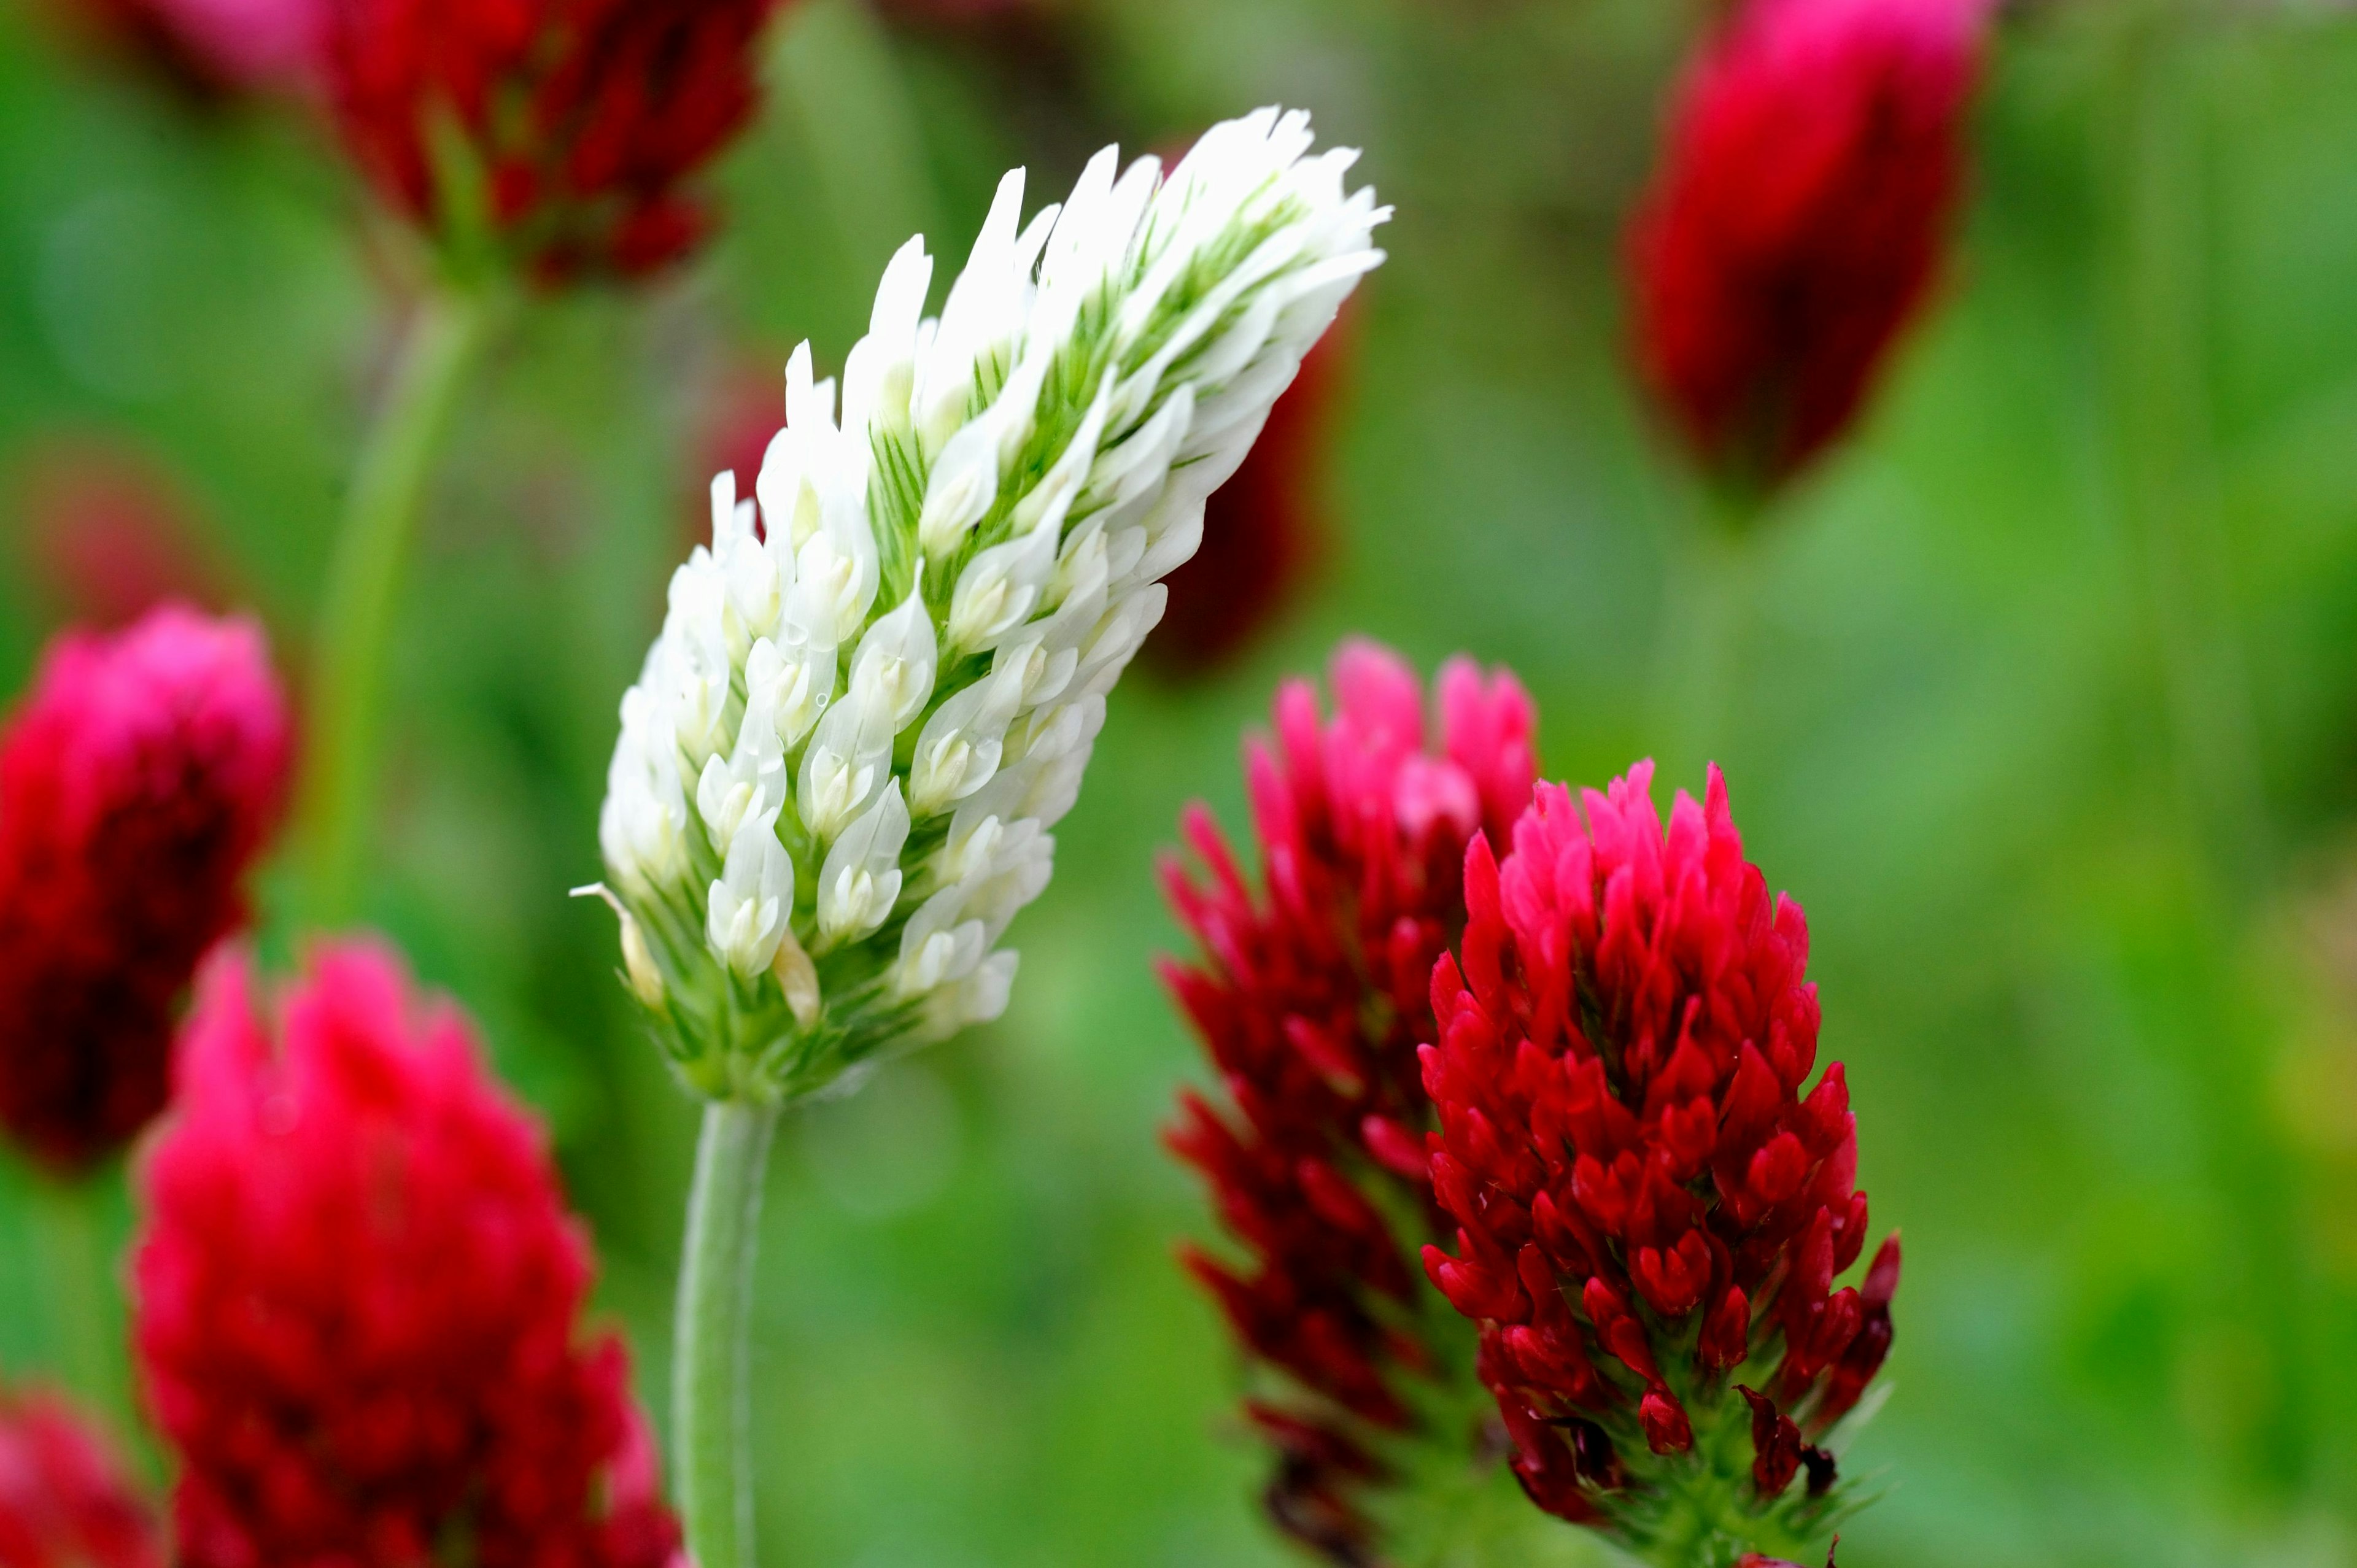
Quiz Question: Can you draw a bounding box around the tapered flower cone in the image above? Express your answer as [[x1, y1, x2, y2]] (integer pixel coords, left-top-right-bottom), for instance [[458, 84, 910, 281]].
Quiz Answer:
[[1419, 764, 1897, 1565], [589, 106, 1387, 1107], [1161, 640, 1536, 1561]]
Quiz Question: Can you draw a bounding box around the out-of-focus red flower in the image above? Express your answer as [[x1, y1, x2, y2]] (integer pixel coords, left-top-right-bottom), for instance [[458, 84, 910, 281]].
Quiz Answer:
[[33, 0, 317, 98], [0, 607, 293, 1175], [133, 940, 681, 1568], [1419, 763, 1895, 1545], [11, 439, 233, 631], [1625, 0, 1987, 494], [683, 360, 784, 554], [872, 0, 1032, 23], [0, 1385, 164, 1568], [1161, 640, 1537, 1561], [1150, 312, 1354, 679], [320, 0, 787, 281]]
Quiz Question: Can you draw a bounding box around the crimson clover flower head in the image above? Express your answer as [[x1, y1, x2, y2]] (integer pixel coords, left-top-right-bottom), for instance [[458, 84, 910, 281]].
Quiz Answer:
[[0, 604, 293, 1175], [1419, 763, 1897, 1558], [1625, 0, 1987, 496], [0, 1383, 163, 1568], [1162, 639, 1536, 1561], [133, 940, 682, 1568], [321, 0, 785, 281]]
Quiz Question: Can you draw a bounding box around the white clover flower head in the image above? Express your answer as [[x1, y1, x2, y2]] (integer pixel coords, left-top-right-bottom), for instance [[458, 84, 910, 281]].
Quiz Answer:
[[590, 105, 1385, 1104]]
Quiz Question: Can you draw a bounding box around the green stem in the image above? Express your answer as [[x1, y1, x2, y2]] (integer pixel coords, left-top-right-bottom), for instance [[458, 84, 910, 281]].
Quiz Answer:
[[31, 1177, 115, 1416], [295, 287, 493, 929], [1647, 495, 1759, 784], [2100, 3, 2272, 898], [2097, 4, 2311, 1491], [675, 1100, 781, 1568]]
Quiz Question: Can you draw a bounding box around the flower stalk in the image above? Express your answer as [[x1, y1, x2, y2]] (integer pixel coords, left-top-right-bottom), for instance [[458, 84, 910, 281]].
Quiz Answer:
[[1648, 496, 1757, 781], [30, 1178, 114, 1419], [674, 1100, 781, 1568], [2097, 0, 2272, 897], [587, 106, 1385, 1568], [589, 108, 1386, 1105], [298, 287, 493, 927]]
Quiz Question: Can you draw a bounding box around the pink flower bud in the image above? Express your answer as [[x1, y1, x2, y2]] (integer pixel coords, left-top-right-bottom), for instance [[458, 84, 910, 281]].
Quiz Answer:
[[1626, 0, 1989, 493]]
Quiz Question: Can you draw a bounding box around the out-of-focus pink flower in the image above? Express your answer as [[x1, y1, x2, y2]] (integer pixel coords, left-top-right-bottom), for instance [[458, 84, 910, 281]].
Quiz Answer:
[[1162, 641, 1536, 1562], [0, 607, 293, 1175], [33, 0, 318, 95], [1625, 0, 1987, 494], [0, 1385, 164, 1568], [683, 360, 786, 554], [1418, 763, 1895, 1546], [320, 0, 788, 281], [1150, 311, 1354, 679], [133, 940, 681, 1568], [11, 439, 233, 631], [142, 0, 319, 87]]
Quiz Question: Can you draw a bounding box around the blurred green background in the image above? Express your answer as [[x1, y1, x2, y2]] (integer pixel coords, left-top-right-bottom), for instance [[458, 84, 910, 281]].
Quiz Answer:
[[7, 0, 2357, 1563]]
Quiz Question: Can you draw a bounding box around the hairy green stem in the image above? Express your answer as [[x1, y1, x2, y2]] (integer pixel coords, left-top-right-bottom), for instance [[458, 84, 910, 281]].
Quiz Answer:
[[296, 287, 492, 929], [675, 1100, 781, 1568]]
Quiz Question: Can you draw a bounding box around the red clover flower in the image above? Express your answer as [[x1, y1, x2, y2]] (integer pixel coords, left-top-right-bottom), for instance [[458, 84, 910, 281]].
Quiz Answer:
[[1163, 640, 1536, 1561], [0, 1383, 163, 1568], [1419, 763, 1897, 1562], [320, 0, 788, 279], [0, 606, 292, 1174], [1625, 0, 1987, 495], [133, 940, 681, 1568]]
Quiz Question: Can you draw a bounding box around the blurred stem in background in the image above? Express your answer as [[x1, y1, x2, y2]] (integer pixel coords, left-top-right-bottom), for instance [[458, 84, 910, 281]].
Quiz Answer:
[[294, 286, 496, 929], [2097, 0, 2271, 900], [2095, 0, 2314, 1494], [775, 0, 942, 268], [29, 1178, 120, 1427], [1649, 490, 1761, 780], [675, 1101, 781, 1568]]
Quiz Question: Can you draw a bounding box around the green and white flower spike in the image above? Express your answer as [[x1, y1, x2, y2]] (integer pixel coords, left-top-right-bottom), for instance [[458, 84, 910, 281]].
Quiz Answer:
[[585, 106, 1387, 1106]]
